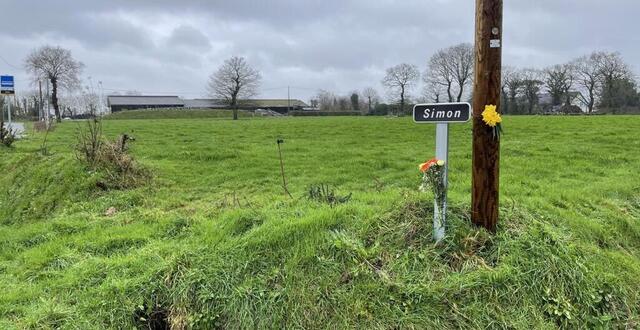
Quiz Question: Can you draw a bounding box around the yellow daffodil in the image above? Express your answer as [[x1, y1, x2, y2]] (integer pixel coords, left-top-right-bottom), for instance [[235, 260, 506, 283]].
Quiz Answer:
[[481, 104, 502, 127], [436, 160, 445, 166]]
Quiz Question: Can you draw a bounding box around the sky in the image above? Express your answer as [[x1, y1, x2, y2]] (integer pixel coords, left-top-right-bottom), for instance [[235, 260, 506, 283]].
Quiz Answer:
[[1, 0, 639, 103]]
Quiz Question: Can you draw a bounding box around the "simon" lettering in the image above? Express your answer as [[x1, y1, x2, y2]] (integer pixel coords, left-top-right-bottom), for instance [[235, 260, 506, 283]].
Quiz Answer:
[[422, 108, 462, 119]]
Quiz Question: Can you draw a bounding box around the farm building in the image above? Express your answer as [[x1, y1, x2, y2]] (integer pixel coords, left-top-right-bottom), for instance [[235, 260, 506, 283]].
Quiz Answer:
[[184, 98, 309, 113], [183, 99, 226, 108], [240, 99, 309, 113], [537, 91, 586, 113], [107, 95, 309, 114], [107, 95, 184, 112]]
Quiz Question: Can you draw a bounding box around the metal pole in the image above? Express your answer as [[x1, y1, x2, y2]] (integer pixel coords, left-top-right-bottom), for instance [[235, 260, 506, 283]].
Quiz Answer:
[[7, 98, 11, 126], [98, 81, 104, 114], [287, 86, 291, 112], [23, 98, 27, 120], [434, 123, 449, 242], [276, 139, 292, 198]]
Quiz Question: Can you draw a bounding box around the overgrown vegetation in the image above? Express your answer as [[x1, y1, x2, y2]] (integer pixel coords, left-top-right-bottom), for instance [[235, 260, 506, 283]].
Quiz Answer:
[[1, 116, 639, 328], [0, 121, 15, 147], [307, 183, 352, 206], [75, 118, 103, 166], [75, 118, 151, 189]]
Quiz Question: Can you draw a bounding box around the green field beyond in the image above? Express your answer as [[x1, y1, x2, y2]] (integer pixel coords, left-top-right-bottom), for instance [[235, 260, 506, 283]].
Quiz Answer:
[[1, 115, 639, 328]]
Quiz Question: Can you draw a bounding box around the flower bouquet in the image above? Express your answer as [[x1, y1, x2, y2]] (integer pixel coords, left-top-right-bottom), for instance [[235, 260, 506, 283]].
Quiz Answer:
[[419, 158, 447, 240], [481, 104, 502, 139]]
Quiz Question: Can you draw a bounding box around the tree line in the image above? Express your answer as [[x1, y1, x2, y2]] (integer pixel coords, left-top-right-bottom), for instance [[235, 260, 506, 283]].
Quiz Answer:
[[214, 47, 640, 117], [7, 44, 639, 122], [378, 44, 639, 115], [501, 51, 637, 114], [310, 88, 380, 113]]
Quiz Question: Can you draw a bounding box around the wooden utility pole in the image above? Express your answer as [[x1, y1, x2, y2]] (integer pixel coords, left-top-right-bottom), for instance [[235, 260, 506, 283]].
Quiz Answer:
[[471, 0, 502, 232]]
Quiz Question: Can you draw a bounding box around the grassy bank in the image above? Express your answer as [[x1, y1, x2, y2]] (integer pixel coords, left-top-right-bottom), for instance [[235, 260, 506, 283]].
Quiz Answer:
[[1, 116, 639, 328]]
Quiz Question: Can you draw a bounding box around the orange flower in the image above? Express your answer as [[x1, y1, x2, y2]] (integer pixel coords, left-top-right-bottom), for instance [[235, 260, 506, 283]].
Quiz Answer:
[[419, 158, 438, 172]]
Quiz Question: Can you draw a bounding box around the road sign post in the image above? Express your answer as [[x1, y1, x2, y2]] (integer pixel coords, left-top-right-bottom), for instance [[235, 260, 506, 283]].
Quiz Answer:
[[413, 102, 471, 241], [433, 123, 448, 240], [471, 0, 502, 232], [1, 76, 15, 126]]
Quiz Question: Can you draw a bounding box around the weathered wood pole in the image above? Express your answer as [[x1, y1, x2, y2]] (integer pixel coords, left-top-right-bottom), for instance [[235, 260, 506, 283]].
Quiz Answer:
[[471, 0, 502, 232]]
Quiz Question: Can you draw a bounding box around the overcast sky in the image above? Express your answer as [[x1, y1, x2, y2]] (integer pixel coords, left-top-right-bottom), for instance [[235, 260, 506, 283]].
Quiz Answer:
[[1, 0, 639, 103]]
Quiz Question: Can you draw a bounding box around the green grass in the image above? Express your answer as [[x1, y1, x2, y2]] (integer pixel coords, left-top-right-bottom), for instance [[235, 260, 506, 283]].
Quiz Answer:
[[1, 116, 639, 329]]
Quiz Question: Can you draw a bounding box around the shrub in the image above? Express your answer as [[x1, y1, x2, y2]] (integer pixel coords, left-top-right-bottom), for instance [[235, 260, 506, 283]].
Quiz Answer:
[[307, 183, 352, 207], [0, 121, 16, 147], [370, 103, 390, 116], [75, 118, 103, 166], [95, 136, 151, 189], [75, 118, 151, 189]]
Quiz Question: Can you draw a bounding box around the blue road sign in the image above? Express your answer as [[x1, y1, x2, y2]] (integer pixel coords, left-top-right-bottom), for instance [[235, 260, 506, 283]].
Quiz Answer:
[[0, 76, 14, 87], [1, 75, 15, 94]]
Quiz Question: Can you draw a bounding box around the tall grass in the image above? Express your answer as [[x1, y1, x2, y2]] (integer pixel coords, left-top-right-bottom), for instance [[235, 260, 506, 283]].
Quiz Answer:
[[0, 116, 639, 328]]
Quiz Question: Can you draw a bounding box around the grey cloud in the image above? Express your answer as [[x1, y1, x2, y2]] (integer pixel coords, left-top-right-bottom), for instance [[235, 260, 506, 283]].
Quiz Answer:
[[1, 0, 639, 102], [166, 25, 211, 51], [76, 13, 155, 50]]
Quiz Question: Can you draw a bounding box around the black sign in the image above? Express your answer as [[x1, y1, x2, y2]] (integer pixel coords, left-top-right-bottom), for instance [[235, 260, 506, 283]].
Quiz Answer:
[[0, 90, 14, 95], [413, 103, 471, 123]]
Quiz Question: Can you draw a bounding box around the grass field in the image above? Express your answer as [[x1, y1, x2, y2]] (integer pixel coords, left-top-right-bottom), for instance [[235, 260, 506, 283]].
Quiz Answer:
[[1, 115, 639, 328]]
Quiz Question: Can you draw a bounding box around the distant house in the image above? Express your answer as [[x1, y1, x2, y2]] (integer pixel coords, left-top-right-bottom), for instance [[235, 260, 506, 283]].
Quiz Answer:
[[537, 91, 586, 113], [241, 99, 309, 113], [179, 98, 309, 113], [107, 95, 184, 112]]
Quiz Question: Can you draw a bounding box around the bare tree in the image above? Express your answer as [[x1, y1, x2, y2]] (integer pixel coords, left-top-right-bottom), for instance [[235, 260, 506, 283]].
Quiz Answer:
[[449, 43, 474, 101], [207, 56, 261, 120], [544, 63, 574, 107], [64, 80, 102, 117], [338, 96, 351, 111], [362, 87, 379, 113], [422, 77, 445, 103], [520, 69, 544, 114], [382, 63, 420, 115], [572, 53, 602, 114], [595, 52, 633, 112], [425, 43, 474, 103], [501, 66, 523, 114], [426, 50, 454, 102], [316, 89, 337, 111], [24, 45, 84, 122]]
